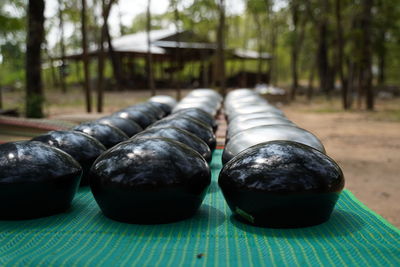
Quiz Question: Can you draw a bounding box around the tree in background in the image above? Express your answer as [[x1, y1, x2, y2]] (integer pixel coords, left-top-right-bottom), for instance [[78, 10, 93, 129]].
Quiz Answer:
[[288, 0, 306, 100], [26, 0, 45, 118], [147, 0, 156, 96], [170, 0, 182, 100], [360, 0, 374, 110], [247, 0, 269, 85], [0, 2, 24, 109], [97, 0, 116, 113], [216, 0, 226, 96], [3, 0, 400, 115], [58, 0, 67, 94], [81, 0, 92, 113], [335, 0, 348, 109]]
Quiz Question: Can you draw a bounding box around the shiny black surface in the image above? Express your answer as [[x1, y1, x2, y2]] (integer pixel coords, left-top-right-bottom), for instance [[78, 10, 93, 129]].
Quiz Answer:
[[226, 117, 295, 140], [0, 141, 82, 219], [228, 112, 286, 124], [149, 116, 216, 150], [149, 95, 177, 109], [219, 141, 344, 228], [97, 116, 143, 137], [172, 108, 218, 131], [129, 103, 165, 120], [113, 108, 157, 128], [90, 137, 211, 224], [225, 97, 268, 114], [72, 122, 128, 149], [147, 102, 169, 117], [131, 126, 212, 162], [148, 101, 172, 115], [173, 102, 218, 116], [186, 89, 223, 101], [222, 124, 325, 164], [32, 131, 106, 185], [227, 105, 284, 120]]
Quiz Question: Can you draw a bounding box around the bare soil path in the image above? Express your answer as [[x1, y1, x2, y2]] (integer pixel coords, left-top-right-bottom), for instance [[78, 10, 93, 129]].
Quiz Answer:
[[282, 101, 400, 228]]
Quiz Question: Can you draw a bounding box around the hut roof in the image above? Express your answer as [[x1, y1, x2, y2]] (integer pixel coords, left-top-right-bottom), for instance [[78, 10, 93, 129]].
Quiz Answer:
[[64, 28, 272, 60]]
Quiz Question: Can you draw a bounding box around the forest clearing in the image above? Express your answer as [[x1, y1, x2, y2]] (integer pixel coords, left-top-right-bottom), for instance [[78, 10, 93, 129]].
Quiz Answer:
[[1, 0, 400, 265]]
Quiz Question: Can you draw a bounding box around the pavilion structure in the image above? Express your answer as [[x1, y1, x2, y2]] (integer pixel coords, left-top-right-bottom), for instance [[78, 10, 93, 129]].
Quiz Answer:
[[65, 28, 272, 89]]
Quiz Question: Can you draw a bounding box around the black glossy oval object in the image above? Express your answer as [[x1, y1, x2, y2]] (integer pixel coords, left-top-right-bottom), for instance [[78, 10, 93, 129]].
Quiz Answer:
[[97, 116, 143, 137], [90, 138, 211, 224], [222, 124, 325, 164], [0, 141, 82, 219], [146, 102, 168, 118], [172, 108, 218, 132], [149, 95, 177, 109], [149, 116, 216, 150], [113, 108, 157, 129], [148, 101, 172, 115], [219, 141, 345, 228], [226, 117, 295, 141], [32, 131, 106, 186], [129, 103, 165, 120], [131, 126, 212, 162], [173, 102, 218, 117], [72, 122, 129, 149]]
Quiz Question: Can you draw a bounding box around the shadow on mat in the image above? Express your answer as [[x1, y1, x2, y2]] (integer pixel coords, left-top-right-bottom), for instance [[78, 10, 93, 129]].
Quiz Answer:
[[0, 199, 93, 232], [229, 209, 365, 238], [90, 204, 227, 237]]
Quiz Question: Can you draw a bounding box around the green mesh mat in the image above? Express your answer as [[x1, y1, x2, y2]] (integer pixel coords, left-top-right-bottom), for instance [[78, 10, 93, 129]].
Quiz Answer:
[[1, 150, 399, 266]]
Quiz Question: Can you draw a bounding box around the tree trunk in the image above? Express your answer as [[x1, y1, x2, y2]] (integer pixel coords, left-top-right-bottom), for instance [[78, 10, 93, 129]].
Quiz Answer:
[[317, 22, 329, 96], [97, 0, 111, 113], [45, 44, 58, 88], [253, 13, 262, 84], [81, 0, 92, 113], [377, 30, 386, 87], [100, 0, 115, 112], [216, 0, 226, 96], [173, 2, 181, 100], [146, 0, 156, 96], [361, 0, 374, 110], [269, 17, 277, 85], [26, 0, 45, 118], [335, 0, 349, 109], [58, 0, 67, 94], [290, 0, 299, 100], [105, 19, 123, 89], [307, 62, 315, 102], [317, 0, 332, 98], [0, 85, 2, 109]]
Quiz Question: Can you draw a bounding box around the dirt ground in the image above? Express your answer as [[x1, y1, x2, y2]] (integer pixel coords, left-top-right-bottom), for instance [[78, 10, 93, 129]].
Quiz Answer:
[[3, 88, 400, 227], [281, 99, 400, 228]]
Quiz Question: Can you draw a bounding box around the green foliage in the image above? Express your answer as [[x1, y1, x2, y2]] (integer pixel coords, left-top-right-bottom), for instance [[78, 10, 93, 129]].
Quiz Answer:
[[2, 0, 400, 102], [128, 12, 167, 34], [180, 0, 219, 41], [0, 1, 26, 88]]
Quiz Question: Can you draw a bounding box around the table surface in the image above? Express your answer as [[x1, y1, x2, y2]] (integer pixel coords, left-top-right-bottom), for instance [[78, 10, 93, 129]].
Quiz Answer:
[[1, 150, 399, 267]]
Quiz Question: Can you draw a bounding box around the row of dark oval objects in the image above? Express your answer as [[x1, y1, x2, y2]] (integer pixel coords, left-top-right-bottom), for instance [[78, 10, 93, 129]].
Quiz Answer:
[[90, 89, 221, 223], [218, 88, 345, 228], [0, 89, 221, 222]]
